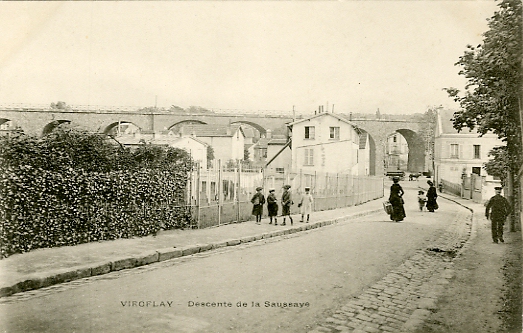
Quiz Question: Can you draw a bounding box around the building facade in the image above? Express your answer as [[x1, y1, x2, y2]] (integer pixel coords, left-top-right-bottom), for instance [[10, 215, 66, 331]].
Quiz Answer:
[[288, 112, 361, 175], [434, 108, 504, 184]]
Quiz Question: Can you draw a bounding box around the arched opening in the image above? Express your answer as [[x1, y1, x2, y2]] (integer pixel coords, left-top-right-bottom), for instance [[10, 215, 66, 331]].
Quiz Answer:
[[0, 118, 22, 135], [229, 120, 267, 137], [42, 120, 71, 136], [167, 120, 207, 133], [385, 129, 426, 173], [104, 121, 141, 136]]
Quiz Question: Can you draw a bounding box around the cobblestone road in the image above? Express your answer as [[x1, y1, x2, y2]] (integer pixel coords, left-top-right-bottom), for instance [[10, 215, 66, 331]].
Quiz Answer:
[[309, 208, 472, 333]]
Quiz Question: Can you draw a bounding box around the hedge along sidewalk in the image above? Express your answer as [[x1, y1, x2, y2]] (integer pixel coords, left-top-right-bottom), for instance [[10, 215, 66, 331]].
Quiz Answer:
[[0, 198, 385, 298]]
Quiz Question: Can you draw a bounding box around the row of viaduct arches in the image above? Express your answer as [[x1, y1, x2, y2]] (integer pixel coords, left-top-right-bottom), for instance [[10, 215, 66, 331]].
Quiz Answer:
[[0, 109, 428, 176]]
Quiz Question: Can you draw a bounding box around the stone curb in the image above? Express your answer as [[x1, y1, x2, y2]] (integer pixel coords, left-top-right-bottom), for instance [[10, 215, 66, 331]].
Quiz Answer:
[[0, 207, 382, 298]]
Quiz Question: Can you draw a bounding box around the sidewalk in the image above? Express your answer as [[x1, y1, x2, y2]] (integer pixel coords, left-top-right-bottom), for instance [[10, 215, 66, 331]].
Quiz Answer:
[[0, 198, 385, 298], [415, 183, 522, 333]]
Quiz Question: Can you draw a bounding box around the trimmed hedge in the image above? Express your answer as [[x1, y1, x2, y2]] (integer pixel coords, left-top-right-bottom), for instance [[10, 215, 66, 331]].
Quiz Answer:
[[0, 129, 194, 258], [0, 165, 191, 257]]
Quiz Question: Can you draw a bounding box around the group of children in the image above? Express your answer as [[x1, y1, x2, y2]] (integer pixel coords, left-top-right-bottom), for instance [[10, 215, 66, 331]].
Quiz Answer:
[[251, 185, 313, 225]]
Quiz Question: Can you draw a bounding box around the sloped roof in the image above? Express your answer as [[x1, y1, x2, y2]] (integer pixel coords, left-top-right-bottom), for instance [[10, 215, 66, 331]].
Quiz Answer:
[[438, 109, 478, 135], [268, 137, 288, 145], [253, 137, 270, 149], [287, 112, 358, 129], [180, 124, 244, 137]]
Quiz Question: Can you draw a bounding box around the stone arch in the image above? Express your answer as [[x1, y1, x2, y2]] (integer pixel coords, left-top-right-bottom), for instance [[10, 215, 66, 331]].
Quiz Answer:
[[167, 119, 207, 131], [103, 121, 141, 135], [395, 129, 426, 172], [42, 120, 71, 136], [229, 120, 267, 136]]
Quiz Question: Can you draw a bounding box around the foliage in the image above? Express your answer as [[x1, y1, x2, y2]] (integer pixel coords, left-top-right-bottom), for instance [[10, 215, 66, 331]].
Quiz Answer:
[[419, 106, 439, 161], [244, 148, 250, 161], [0, 165, 191, 257], [206, 145, 215, 168], [50, 101, 70, 110], [0, 128, 194, 257], [444, 0, 522, 173], [484, 146, 509, 184]]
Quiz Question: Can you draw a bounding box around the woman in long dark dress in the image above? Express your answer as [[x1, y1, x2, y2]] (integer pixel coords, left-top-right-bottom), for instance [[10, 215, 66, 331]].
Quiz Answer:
[[389, 177, 406, 222], [426, 181, 438, 212]]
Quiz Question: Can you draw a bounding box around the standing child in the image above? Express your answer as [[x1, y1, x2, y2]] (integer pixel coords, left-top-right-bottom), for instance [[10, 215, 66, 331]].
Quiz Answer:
[[299, 187, 314, 222], [267, 188, 279, 225], [417, 190, 427, 211], [281, 185, 293, 226], [251, 187, 265, 224]]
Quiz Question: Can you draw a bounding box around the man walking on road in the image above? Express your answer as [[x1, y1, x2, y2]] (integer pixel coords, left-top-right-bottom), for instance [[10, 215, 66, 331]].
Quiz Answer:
[[485, 186, 511, 243]]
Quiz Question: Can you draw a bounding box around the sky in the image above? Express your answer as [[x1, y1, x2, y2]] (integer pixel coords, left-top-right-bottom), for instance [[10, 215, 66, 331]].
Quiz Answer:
[[0, 1, 499, 115]]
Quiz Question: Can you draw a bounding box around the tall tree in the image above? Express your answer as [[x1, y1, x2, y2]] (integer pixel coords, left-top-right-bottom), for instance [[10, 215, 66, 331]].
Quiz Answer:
[[444, 0, 522, 227]]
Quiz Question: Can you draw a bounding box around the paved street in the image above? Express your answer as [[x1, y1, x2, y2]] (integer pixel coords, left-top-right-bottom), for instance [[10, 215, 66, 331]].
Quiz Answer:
[[0, 183, 472, 333]]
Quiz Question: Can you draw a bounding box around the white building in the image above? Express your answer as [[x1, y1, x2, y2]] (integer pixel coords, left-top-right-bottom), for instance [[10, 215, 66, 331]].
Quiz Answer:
[[287, 112, 361, 175], [179, 124, 245, 164], [434, 108, 504, 184]]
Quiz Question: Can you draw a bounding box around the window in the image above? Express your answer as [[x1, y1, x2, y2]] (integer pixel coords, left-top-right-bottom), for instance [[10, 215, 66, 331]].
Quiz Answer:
[[275, 167, 284, 174], [473, 145, 480, 159], [472, 167, 481, 175], [304, 126, 315, 139], [304, 148, 314, 166], [261, 148, 267, 158], [450, 144, 459, 159], [393, 136, 397, 143], [329, 126, 340, 139]]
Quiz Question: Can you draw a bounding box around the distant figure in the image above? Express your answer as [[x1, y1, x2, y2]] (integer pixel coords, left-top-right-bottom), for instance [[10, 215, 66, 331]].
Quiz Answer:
[[281, 185, 293, 226], [438, 182, 444, 193], [485, 186, 511, 243], [426, 181, 438, 212], [299, 187, 314, 223], [267, 188, 279, 225], [389, 177, 406, 222], [417, 190, 427, 211], [251, 187, 265, 224]]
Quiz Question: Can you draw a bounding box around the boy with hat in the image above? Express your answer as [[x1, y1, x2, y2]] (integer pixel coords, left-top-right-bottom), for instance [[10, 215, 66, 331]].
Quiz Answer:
[[267, 188, 279, 225], [485, 186, 511, 243], [281, 185, 293, 226], [251, 187, 265, 224]]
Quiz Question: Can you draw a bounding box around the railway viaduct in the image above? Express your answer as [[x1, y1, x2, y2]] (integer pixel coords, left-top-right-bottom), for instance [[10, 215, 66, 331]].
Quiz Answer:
[[0, 107, 428, 176]]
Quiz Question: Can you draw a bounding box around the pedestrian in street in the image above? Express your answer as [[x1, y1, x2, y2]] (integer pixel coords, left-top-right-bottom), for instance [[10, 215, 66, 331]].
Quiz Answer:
[[251, 186, 265, 224], [485, 186, 511, 243], [389, 176, 406, 222], [417, 190, 427, 211], [267, 188, 279, 225], [426, 180, 438, 212], [299, 187, 314, 223], [281, 184, 293, 226]]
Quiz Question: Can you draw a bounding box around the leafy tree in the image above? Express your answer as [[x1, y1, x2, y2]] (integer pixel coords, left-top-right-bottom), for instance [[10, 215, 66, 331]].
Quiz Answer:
[[444, 0, 522, 227], [244, 148, 250, 161], [419, 106, 439, 171], [206, 145, 215, 168], [50, 101, 70, 110], [445, 0, 522, 169]]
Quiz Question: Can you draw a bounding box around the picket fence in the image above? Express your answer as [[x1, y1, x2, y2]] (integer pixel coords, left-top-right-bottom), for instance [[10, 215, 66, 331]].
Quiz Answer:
[[186, 161, 385, 228]]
